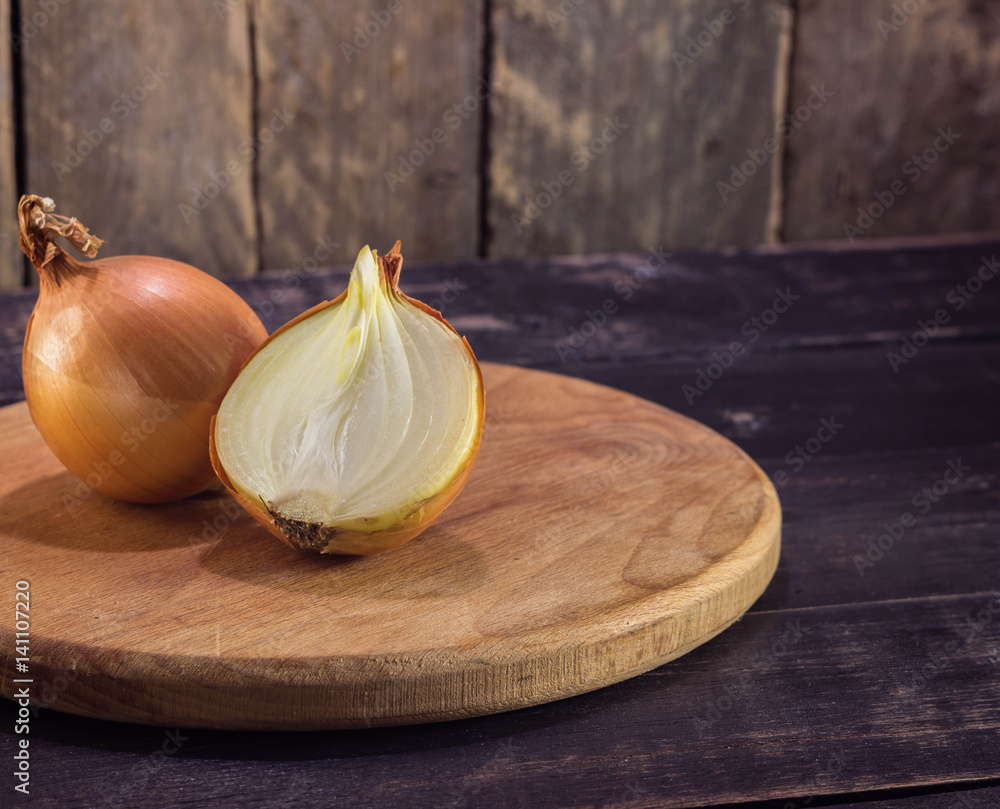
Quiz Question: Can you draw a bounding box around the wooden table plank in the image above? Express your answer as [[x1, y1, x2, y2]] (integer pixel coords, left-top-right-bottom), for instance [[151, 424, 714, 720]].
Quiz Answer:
[[21, 0, 257, 279], [701, 783, 1000, 808], [4, 331, 997, 463], [555, 344, 1000, 461], [814, 784, 1000, 809], [487, 0, 792, 257], [753, 444, 999, 611], [183, 240, 1000, 364], [254, 0, 483, 270], [3, 238, 998, 375], [8, 306, 998, 467], [1, 594, 996, 808], [785, 0, 1000, 242]]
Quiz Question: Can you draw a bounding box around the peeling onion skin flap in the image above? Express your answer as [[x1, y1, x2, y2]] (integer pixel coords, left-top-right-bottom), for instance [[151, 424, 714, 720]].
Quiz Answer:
[[211, 243, 485, 555]]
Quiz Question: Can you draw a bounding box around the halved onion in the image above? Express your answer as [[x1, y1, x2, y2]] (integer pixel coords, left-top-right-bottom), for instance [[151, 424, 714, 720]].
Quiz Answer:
[[210, 242, 484, 555]]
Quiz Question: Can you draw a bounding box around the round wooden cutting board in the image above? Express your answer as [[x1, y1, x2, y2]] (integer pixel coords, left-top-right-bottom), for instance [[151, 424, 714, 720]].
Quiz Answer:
[[0, 363, 780, 730]]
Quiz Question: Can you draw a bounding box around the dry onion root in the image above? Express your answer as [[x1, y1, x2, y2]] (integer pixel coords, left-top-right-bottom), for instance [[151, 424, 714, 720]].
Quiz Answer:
[[211, 242, 485, 555], [19, 195, 268, 503]]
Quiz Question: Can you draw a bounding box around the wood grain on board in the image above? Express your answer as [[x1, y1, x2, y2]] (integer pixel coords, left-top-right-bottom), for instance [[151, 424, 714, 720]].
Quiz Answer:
[[0, 363, 781, 729], [254, 0, 483, 270], [487, 0, 792, 257], [20, 0, 257, 279], [785, 0, 1000, 242], [0, 0, 19, 290]]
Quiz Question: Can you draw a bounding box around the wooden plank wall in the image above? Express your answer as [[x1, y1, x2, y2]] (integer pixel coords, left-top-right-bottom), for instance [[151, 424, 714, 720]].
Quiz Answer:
[[785, 0, 1000, 243], [487, 0, 791, 256], [254, 0, 482, 269], [20, 0, 256, 281], [0, 0, 998, 289], [0, 0, 18, 287]]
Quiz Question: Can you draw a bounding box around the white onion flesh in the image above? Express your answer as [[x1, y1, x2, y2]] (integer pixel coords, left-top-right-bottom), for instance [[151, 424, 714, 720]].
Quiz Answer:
[[214, 247, 482, 532]]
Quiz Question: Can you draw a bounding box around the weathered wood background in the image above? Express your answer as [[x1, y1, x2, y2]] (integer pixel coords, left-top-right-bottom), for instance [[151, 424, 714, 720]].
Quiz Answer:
[[1, 0, 998, 288]]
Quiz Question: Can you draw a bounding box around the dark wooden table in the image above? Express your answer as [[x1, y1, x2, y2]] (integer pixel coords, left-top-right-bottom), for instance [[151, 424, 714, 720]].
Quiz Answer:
[[1, 236, 998, 808]]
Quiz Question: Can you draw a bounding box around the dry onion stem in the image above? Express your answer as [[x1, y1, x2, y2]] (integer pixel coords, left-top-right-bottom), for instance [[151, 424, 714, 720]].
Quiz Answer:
[[211, 242, 485, 555], [19, 194, 268, 503]]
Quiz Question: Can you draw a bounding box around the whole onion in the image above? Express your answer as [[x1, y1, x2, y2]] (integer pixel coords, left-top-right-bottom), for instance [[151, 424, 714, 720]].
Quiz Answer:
[[18, 194, 268, 503]]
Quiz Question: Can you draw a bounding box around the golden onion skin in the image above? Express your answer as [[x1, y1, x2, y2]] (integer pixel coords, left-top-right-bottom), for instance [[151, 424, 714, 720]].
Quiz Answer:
[[20, 197, 268, 503], [209, 244, 485, 555]]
